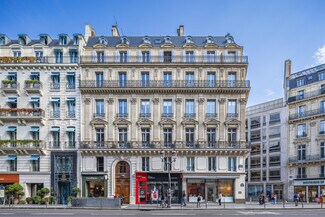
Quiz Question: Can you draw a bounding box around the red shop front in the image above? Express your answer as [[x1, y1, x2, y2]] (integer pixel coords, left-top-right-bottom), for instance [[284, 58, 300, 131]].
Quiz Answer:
[[136, 172, 148, 204]]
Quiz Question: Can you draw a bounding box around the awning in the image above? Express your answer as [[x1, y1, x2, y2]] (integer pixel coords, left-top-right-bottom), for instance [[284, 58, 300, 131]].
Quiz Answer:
[[66, 127, 75, 132], [67, 72, 75, 75], [50, 127, 60, 132], [31, 72, 40, 76], [8, 72, 17, 75], [50, 98, 60, 102], [30, 127, 39, 132], [53, 47, 63, 51], [69, 47, 78, 51], [30, 155, 40, 161], [7, 127, 17, 132], [29, 98, 40, 102], [51, 72, 60, 75], [66, 97, 75, 102], [6, 98, 17, 103], [7, 155, 17, 161]]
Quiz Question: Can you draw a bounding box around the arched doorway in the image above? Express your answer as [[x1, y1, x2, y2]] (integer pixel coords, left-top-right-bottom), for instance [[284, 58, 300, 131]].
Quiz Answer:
[[115, 161, 130, 204]]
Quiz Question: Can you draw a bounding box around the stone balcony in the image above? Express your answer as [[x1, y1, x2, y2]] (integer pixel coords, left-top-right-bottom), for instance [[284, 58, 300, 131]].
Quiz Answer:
[[0, 140, 45, 155], [0, 108, 45, 124]]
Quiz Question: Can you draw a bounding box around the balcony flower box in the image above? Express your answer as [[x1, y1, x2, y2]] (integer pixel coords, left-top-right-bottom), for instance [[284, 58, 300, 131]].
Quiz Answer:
[[2, 80, 15, 84], [25, 80, 40, 84]]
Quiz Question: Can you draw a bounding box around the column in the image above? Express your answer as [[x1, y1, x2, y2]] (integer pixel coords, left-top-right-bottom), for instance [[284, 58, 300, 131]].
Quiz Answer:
[[175, 98, 183, 142], [107, 98, 114, 141], [152, 98, 160, 141], [130, 98, 137, 141], [218, 98, 226, 141], [83, 98, 91, 140], [198, 98, 205, 141], [239, 98, 247, 142]]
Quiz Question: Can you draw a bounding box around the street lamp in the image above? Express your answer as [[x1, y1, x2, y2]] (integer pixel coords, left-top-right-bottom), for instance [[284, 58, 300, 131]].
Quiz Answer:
[[160, 149, 177, 208]]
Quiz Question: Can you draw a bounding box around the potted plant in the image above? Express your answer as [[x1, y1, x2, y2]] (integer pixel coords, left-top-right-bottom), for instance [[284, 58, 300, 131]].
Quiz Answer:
[[2, 80, 15, 84], [49, 196, 55, 205], [26, 197, 34, 204], [5, 183, 24, 204], [67, 196, 74, 206], [19, 199, 26, 204], [72, 187, 81, 197], [33, 196, 42, 205]]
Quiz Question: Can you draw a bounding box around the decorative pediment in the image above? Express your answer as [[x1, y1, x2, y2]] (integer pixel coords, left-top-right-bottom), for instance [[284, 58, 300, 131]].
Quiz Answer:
[[224, 43, 241, 49], [93, 44, 107, 48], [90, 118, 108, 126], [113, 118, 131, 126], [139, 44, 152, 48], [181, 117, 199, 126], [159, 118, 176, 126], [293, 138, 311, 145], [136, 118, 154, 126], [116, 44, 129, 48], [224, 119, 241, 126], [203, 118, 220, 127], [161, 44, 175, 48]]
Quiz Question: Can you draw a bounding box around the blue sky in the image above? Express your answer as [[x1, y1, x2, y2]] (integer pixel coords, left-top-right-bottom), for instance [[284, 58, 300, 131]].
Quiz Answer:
[[1, 0, 325, 106]]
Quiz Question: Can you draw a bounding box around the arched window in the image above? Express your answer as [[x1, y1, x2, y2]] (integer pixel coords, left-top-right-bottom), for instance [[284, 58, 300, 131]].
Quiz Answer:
[[185, 36, 193, 44], [206, 36, 214, 44], [99, 37, 107, 45], [164, 36, 172, 44], [121, 37, 129, 45], [142, 36, 151, 44]]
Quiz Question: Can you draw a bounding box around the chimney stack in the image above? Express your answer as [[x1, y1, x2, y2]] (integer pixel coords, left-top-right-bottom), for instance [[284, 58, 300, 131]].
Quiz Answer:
[[284, 59, 292, 77], [177, 25, 184, 36], [85, 24, 95, 42], [112, 25, 120, 37]]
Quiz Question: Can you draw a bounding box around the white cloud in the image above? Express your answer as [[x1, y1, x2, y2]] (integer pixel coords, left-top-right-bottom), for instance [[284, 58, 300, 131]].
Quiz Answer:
[[265, 89, 275, 97], [314, 44, 325, 64]]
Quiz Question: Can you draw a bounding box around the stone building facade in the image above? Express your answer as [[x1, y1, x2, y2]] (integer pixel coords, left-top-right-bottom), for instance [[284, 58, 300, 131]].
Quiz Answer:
[[79, 25, 250, 204], [285, 60, 325, 202]]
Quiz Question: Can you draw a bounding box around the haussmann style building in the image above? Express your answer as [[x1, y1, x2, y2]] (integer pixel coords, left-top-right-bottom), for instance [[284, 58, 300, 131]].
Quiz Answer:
[[79, 24, 251, 204]]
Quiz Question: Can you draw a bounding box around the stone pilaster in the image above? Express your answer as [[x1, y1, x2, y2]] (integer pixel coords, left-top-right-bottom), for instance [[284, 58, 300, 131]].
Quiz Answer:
[[218, 98, 226, 141], [130, 98, 137, 141], [84, 97, 91, 140], [175, 98, 182, 141], [152, 98, 160, 141], [107, 98, 114, 141], [239, 98, 247, 141], [198, 98, 205, 141]]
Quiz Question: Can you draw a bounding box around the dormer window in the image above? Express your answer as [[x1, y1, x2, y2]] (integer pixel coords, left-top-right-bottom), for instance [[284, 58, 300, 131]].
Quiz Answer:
[[0, 36, 5, 45], [185, 36, 193, 44], [121, 37, 129, 45], [142, 36, 151, 44], [59, 35, 67, 45], [164, 36, 172, 44], [206, 36, 214, 44], [99, 37, 107, 45], [40, 35, 48, 45], [18, 36, 26, 45], [73, 35, 79, 45], [225, 33, 235, 44]]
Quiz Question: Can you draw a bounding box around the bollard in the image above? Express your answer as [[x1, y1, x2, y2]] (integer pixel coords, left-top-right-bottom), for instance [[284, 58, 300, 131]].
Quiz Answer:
[[321, 201, 323, 209], [264, 201, 266, 209], [283, 199, 285, 208], [301, 200, 304, 208], [206, 200, 208, 209], [223, 199, 225, 209]]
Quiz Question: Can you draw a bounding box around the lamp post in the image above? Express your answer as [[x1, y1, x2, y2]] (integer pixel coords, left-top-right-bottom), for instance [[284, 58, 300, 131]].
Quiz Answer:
[[160, 149, 177, 208]]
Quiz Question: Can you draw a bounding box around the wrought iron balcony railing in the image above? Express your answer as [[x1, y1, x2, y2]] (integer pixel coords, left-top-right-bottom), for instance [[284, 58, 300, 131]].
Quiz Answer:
[[289, 108, 325, 121], [0, 108, 44, 118], [80, 55, 248, 64], [24, 81, 42, 90], [227, 113, 238, 118], [93, 113, 105, 118], [289, 154, 325, 163], [0, 56, 79, 64], [79, 80, 250, 89], [1, 81, 19, 91], [79, 141, 250, 149], [116, 113, 128, 118], [50, 83, 60, 90], [0, 140, 44, 149], [50, 111, 60, 118], [139, 113, 151, 118], [65, 141, 76, 148], [205, 113, 217, 118], [296, 174, 307, 179], [288, 88, 325, 103], [66, 83, 76, 89], [161, 113, 173, 118], [66, 111, 76, 118], [296, 133, 307, 138], [49, 141, 61, 149], [184, 113, 196, 118]]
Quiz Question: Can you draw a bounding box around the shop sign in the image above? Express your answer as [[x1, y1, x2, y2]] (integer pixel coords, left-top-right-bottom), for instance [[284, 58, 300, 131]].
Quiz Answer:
[[84, 176, 104, 181], [294, 180, 325, 186]]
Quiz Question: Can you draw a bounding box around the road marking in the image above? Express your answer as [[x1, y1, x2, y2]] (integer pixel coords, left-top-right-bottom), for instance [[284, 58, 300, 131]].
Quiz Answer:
[[237, 211, 281, 215], [32, 213, 75, 216], [0, 214, 14, 215], [151, 214, 196, 216], [91, 214, 136, 216]]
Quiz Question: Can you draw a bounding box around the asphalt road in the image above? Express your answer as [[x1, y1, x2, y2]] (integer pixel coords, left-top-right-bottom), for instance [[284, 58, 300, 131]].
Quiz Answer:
[[0, 209, 323, 217]]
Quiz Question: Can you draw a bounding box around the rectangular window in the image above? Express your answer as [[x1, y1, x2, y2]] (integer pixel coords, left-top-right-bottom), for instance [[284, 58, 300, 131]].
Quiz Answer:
[[207, 128, 216, 147], [70, 51, 78, 63], [321, 101, 325, 113], [51, 73, 60, 89], [120, 51, 127, 63], [321, 142, 325, 159], [95, 72, 104, 87], [185, 51, 194, 62], [118, 128, 128, 147], [296, 78, 305, 87], [186, 157, 195, 171], [207, 72, 216, 87], [9, 156, 17, 172], [297, 90, 305, 100], [163, 72, 172, 87], [118, 99, 128, 117], [297, 167, 306, 178], [164, 157, 172, 171], [163, 128, 172, 147], [321, 121, 325, 134], [119, 72, 127, 87], [51, 98, 60, 118], [163, 100, 172, 117], [206, 100, 216, 117], [208, 157, 216, 171], [298, 144, 306, 161], [185, 72, 195, 87], [52, 129, 60, 147], [185, 128, 195, 147], [67, 98, 75, 118], [140, 100, 150, 117], [228, 157, 237, 172], [31, 157, 40, 172], [35, 51, 43, 63], [298, 105, 306, 118], [185, 99, 195, 117], [97, 157, 104, 172], [141, 129, 150, 147], [13, 51, 21, 57], [96, 128, 104, 147], [228, 128, 237, 147], [228, 72, 236, 87], [59, 36, 67, 45], [207, 51, 215, 62], [142, 157, 149, 171], [142, 51, 150, 63], [297, 124, 307, 137], [321, 166, 325, 178], [141, 72, 150, 87], [97, 51, 104, 63], [319, 72, 325, 81], [163, 51, 172, 63], [227, 100, 237, 116], [95, 99, 104, 117], [67, 130, 75, 147], [55, 51, 63, 63], [66, 72, 75, 89]]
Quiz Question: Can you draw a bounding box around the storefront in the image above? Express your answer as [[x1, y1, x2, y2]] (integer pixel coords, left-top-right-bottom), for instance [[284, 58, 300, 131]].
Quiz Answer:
[[20, 174, 50, 198], [186, 178, 235, 203], [135, 172, 182, 204], [0, 174, 19, 187], [293, 179, 325, 202], [82, 175, 107, 197], [248, 184, 284, 201]]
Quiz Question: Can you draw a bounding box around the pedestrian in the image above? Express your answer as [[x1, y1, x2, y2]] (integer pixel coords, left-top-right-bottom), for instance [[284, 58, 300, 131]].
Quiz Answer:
[[182, 191, 187, 206], [161, 194, 165, 207], [218, 193, 223, 206], [273, 193, 277, 205], [294, 193, 299, 206], [197, 193, 201, 208], [121, 194, 125, 206], [318, 194, 323, 205]]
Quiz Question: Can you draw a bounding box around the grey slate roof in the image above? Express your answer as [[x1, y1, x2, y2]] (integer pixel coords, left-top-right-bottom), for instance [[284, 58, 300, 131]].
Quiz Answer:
[[86, 36, 233, 47], [5, 39, 77, 47]]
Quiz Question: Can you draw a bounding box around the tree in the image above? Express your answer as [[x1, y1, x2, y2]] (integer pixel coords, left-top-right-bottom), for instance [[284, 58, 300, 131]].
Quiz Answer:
[[5, 183, 24, 202], [72, 188, 81, 197]]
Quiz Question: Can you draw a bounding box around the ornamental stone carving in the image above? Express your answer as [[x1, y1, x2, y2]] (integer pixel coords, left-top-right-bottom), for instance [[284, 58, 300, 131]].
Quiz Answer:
[[130, 98, 137, 105], [84, 98, 91, 105], [310, 121, 316, 127], [107, 98, 114, 105], [198, 98, 205, 105], [152, 98, 160, 105], [239, 98, 247, 105], [175, 98, 182, 104], [218, 98, 226, 104]]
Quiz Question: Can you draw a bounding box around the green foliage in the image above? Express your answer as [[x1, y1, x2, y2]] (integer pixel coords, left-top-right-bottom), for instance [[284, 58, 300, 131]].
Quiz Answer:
[[33, 196, 42, 204], [2, 80, 15, 84], [72, 187, 80, 197], [5, 183, 24, 199], [19, 199, 26, 204], [26, 197, 34, 204], [42, 197, 49, 204], [25, 80, 40, 84], [67, 196, 74, 202], [36, 187, 50, 198], [49, 196, 55, 204]]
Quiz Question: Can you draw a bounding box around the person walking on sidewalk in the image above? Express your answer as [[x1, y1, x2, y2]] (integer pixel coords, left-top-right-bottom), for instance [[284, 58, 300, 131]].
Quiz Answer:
[[218, 193, 223, 206], [273, 193, 277, 205], [197, 193, 201, 208], [182, 191, 187, 206], [294, 193, 299, 206]]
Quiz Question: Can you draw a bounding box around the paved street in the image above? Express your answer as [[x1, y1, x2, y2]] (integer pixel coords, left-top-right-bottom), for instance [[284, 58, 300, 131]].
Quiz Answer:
[[0, 209, 324, 217]]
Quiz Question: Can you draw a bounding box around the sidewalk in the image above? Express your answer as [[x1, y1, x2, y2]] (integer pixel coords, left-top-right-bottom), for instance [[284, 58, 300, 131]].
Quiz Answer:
[[0, 202, 324, 210]]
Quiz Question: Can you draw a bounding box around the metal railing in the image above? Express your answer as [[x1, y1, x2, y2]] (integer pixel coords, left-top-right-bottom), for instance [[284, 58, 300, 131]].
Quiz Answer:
[[49, 141, 61, 149], [184, 113, 196, 118], [296, 133, 307, 138], [24, 81, 42, 90], [66, 83, 76, 89], [80, 55, 248, 64], [227, 113, 238, 118], [66, 111, 76, 118], [161, 113, 173, 118], [65, 141, 76, 148], [93, 113, 105, 118], [289, 154, 325, 163], [205, 113, 217, 118], [50, 111, 60, 118], [288, 88, 325, 103], [0, 108, 44, 118], [0, 140, 44, 148], [116, 113, 128, 118], [1, 82, 19, 90], [139, 113, 151, 118], [79, 141, 250, 149], [79, 80, 250, 89], [289, 108, 325, 121], [0, 56, 79, 64], [50, 83, 60, 90]]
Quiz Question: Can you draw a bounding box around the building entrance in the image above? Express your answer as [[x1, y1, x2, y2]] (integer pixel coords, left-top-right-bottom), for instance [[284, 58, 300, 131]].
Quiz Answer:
[[115, 161, 130, 204]]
